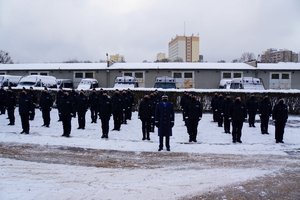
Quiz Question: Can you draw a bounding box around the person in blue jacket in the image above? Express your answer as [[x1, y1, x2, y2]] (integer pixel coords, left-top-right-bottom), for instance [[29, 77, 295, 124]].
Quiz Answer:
[[155, 95, 174, 151]]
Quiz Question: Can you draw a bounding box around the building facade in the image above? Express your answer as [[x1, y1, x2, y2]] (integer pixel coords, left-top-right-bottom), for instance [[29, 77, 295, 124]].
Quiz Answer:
[[260, 49, 298, 63], [168, 35, 199, 62]]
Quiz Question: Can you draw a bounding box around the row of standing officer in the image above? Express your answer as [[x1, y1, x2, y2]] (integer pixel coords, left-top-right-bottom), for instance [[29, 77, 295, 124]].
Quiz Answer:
[[211, 93, 288, 143]]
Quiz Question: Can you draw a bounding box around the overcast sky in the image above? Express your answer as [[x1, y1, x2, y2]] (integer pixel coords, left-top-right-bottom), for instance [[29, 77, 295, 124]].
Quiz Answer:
[[0, 0, 299, 63]]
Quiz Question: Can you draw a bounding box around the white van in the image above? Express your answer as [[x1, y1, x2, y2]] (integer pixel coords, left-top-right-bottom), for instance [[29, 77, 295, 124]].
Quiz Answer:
[[219, 79, 232, 89], [230, 77, 265, 90], [77, 78, 99, 90], [154, 76, 176, 89], [114, 76, 138, 88], [57, 79, 73, 89], [17, 75, 57, 89], [0, 75, 22, 87]]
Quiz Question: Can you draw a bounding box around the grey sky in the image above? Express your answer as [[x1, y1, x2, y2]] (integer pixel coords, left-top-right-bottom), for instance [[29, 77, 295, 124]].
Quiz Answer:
[[0, 0, 299, 63]]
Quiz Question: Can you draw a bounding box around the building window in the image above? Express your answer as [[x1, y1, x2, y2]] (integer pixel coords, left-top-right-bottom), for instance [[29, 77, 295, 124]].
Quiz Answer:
[[271, 74, 280, 79], [75, 72, 84, 79], [233, 72, 242, 78], [221, 71, 243, 79], [74, 72, 95, 79], [29, 71, 49, 76], [184, 72, 193, 78], [135, 72, 143, 79], [173, 72, 182, 78], [124, 72, 133, 77], [222, 72, 231, 79], [282, 73, 290, 79], [85, 72, 94, 79]]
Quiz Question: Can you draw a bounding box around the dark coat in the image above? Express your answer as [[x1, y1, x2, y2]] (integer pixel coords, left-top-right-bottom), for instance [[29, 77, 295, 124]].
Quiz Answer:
[[6, 90, 16, 109], [98, 95, 112, 119], [19, 92, 32, 115], [185, 99, 203, 120], [230, 100, 247, 122], [60, 94, 75, 117], [155, 101, 174, 137], [111, 93, 123, 114], [246, 97, 258, 114], [259, 98, 272, 117], [88, 92, 98, 109], [76, 93, 88, 113], [222, 98, 232, 117], [272, 101, 288, 122], [138, 98, 153, 120], [39, 92, 53, 110]]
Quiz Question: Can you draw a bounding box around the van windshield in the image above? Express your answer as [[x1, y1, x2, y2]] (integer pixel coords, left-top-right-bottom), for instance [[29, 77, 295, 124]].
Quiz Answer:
[[154, 83, 176, 89], [18, 81, 36, 86]]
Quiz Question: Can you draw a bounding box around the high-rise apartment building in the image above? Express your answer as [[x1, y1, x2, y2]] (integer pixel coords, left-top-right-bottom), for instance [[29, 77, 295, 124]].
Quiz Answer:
[[168, 35, 199, 62], [260, 49, 298, 63], [110, 54, 125, 63]]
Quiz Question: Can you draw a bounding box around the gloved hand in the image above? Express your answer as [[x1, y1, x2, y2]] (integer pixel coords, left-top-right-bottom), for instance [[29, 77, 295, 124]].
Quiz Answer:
[[171, 121, 174, 127]]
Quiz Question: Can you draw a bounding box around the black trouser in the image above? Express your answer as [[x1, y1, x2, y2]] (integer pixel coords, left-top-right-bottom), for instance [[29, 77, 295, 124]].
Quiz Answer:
[[217, 112, 223, 127], [125, 107, 132, 120], [57, 106, 62, 121], [20, 113, 30, 133], [0, 104, 5, 114], [29, 108, 35, 121], [113, 111, 122, 130], [100, 117, 110, 136], [62, 115, 72, 136], [213, 109, 218, 122], [187, 119, 199, 141], [141, 119, 151, 139], [150, 116, 155, 132], [224, 116, 231, 133], [248, 112, 256, 126], [260, 115, 269, 134], [7, 107, 15, 124], [90, 108, 97, 123], [232, 120, 243, 142], [159, 135, 170, 149], [42, 109, 51, 126], [275, 121, 286, 142], [77, 111, 86, 129]]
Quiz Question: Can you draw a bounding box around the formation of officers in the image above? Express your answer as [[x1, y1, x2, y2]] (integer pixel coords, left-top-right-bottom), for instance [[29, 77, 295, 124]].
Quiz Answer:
[[210, 93, 288, 143], [0, 86, 289, 150]]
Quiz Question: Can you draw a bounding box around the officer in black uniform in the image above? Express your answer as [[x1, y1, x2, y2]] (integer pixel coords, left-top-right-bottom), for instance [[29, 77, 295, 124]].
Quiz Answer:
[[121, 90, 130, 124], [56, 88, 64, 121], [126, 89, 134, 120], [149, 92, 159, 132], [76, 90, 88, 129], [0, 86, 7, 115], [111, 90, 123, 131], [272, 99, 288, 143], [6, 87, 16, 125], [39, 88, 53, 127], [211, 93, 218, 122], [185, 95, 203, 142], [88, 88, 99, 123], [259, 96, 272, 134], [28, 87, 37, 121], [98, 91, 112, 138], [230, 97, 247, 143], [246, 95, 258, 127], [222, 96, 232, 134], [19, 89, 32, 134], [138, 95, 153, 140], [216, 94, 224, 127], [61, 91, 75, 137]]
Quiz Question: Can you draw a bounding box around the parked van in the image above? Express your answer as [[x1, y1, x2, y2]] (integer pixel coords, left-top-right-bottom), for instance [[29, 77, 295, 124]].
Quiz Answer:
[[114, 76, 138, 88], [219, 79, 232, 89], [57, 79, 73, 89], [17, 75, 57, 89], [154, 76, 176, 89], [0, 75, 22, 87], [77, 78, 99, 90], [230, 77, 265, 90]]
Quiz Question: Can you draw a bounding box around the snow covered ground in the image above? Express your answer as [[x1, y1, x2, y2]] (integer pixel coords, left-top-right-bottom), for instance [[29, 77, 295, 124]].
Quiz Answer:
[[0, 109, 299, 199]]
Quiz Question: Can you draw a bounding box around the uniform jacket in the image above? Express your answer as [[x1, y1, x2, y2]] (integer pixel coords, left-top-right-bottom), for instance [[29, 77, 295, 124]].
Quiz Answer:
[[60, 94, 75, 117], [259, 98, 272, 117], [138, 98, 153, 120], [272, 101, 288, 122], [39, 92, 53, 110], [76, 93, 88, 113], [98, 95, 112, 119], [19, 92, 32, 115], [155, 101, 174, 137], [185, 99, 203, 120], [230, 100, 247, 122], [6, 91, 16, 109], [111, 93, 123, 113]]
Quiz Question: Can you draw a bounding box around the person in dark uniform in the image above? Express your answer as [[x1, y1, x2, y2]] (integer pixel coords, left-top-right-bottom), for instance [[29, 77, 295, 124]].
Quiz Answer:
[[155, 95, 174, 151], [88, 88, 99, 123], [211, 93, 218, 122], [19, 89, 32, 134], [222, 96, 232, 134], [216, 94, 224, 127], [126, 89, 134, 120], [180, 92, 189, 122], [56, 88, 64, 121], [185, 95, 203, 142], [98, 91, 112, 138], [149, 92, 159, 132], [111, 90, 123, 131], [259, 96, 272, 134], [138, 95, 153, 140], [39, 88, 53, 127], [6, 88, 16, 125], [272, 99, 288, 143], [121, 90, 130, 124], [230, 97, 247, 143], [0, 86, 7, 115], [246, 95, 258, 127], [76, 90, 88, 129], [61, 91, 75, 137], [28, 87, 37, 121]]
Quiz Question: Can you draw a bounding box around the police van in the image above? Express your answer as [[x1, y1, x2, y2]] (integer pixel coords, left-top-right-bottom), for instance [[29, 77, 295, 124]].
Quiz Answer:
[[230, 77, 265, 90], [17, 75, 57, 89], [0, 75, 22, 87], [154, 76, 176, 89], [113, 76, 139, 88], [77, 78, 99, 90]]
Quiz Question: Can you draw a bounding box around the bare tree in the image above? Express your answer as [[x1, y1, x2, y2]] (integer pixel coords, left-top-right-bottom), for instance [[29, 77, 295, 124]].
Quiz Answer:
[[240, 52, 255, 62], [0, 50, 14, 64]]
